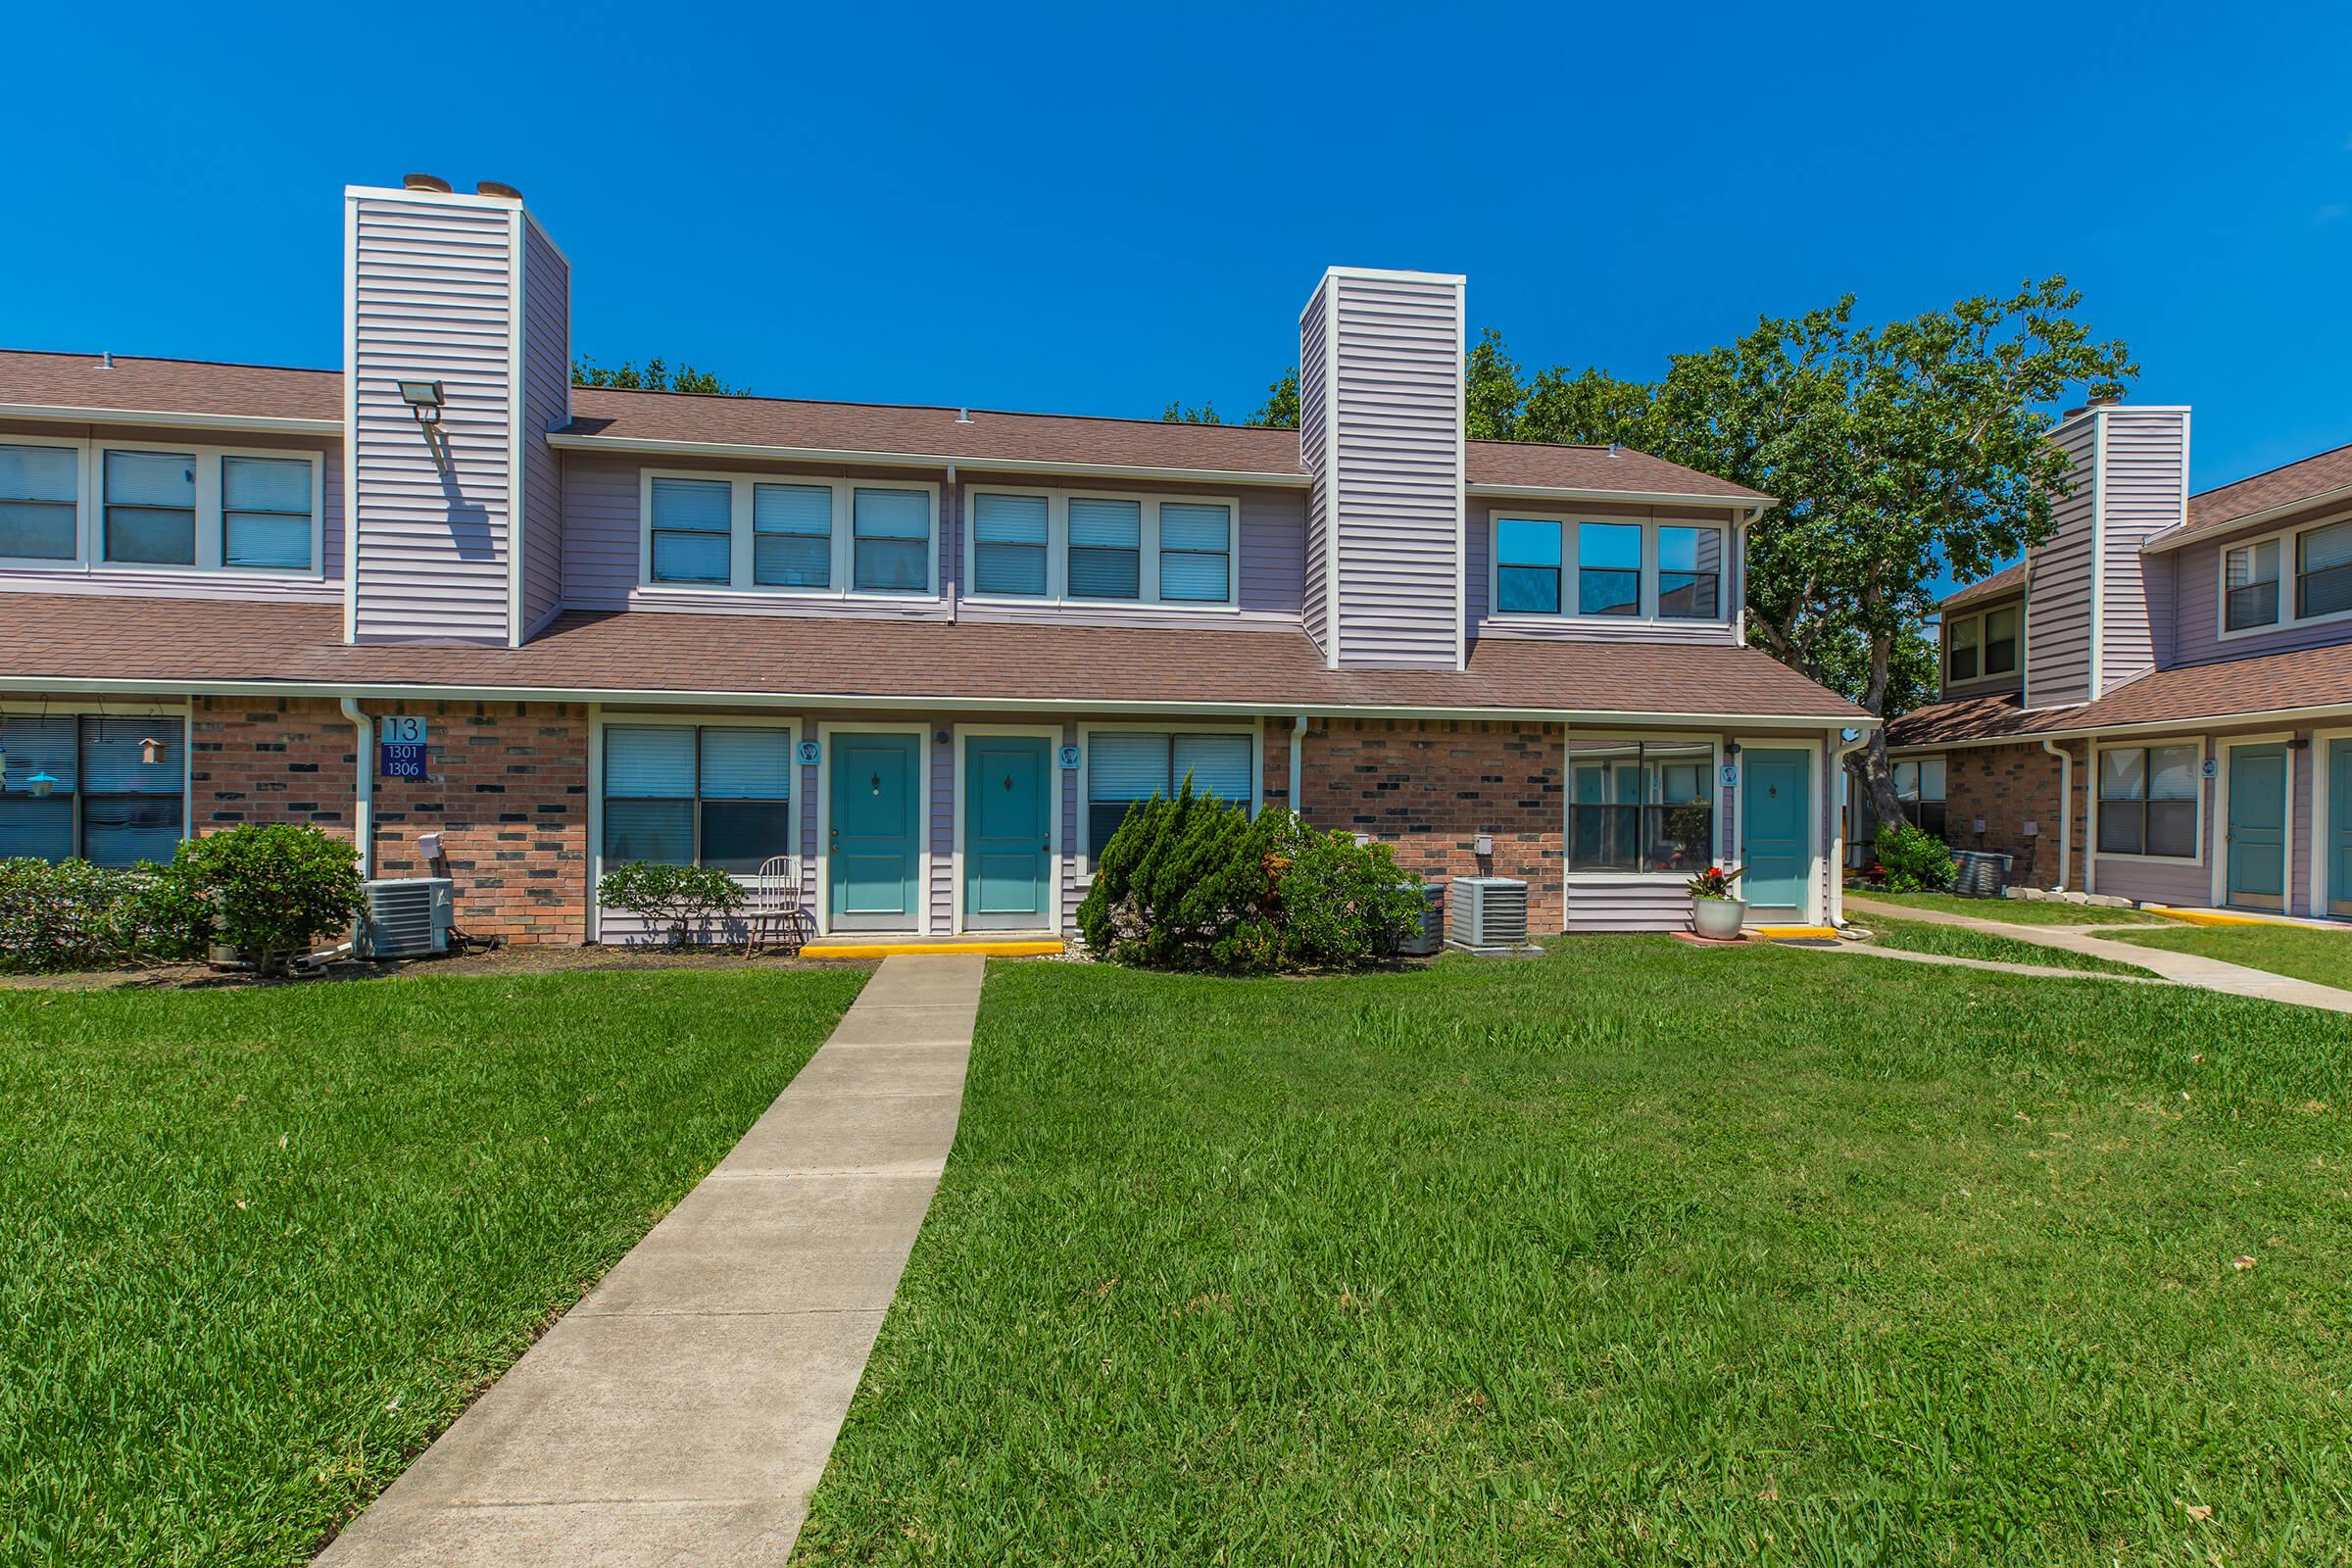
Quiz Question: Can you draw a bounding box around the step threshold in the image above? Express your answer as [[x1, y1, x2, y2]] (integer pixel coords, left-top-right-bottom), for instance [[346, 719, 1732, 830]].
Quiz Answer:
[[802, 934, 1066, 958]]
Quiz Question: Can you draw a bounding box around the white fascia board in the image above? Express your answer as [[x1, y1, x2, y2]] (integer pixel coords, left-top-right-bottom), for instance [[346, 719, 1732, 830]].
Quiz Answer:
[[2141, 482, 2352, 555], [344, 182, 520, 213], [0, 670, 1873, 730], [0, 403, 341, 436], [1321, 265, 1470, 287], [545, 431, 1310, 489]]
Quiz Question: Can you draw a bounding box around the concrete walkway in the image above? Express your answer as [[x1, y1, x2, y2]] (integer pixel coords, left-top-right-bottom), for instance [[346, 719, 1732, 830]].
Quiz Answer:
[[1844, 896, 2352, 1015], [1810, 939, 2164, 985], [318, 955, 984, 1566]]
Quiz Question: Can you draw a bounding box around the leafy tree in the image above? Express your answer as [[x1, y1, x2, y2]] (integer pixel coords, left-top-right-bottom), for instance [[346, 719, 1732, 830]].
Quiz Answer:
[[1161, 368, 1300, 430], [573, 356, 750, 397], [1161, 399, 1224, 425]]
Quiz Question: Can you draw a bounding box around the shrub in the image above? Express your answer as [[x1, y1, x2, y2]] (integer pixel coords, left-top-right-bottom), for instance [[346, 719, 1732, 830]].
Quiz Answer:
[[167, 825, 365, 973], [1076, 791, 1420, 974], [1874, 822, 1957, 893], [0, 858, 211, 974], [598, 861, 745, 946]]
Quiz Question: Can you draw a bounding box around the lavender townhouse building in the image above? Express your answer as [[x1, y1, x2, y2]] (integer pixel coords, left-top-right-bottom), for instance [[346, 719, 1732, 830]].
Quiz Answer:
[[0, 174, 1868, 947], [1889, 401, 2352, 920]]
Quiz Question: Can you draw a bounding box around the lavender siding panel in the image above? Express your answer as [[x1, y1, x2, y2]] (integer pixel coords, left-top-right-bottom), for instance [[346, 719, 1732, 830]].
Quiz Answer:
[[1299, 280, 1331, 661], [2025, 415, 2098, 708], [2094, 408, 2186, 694], [518, 218, 570, 636], [0, 419, 343, 604], [1326, 272, 1463, 668], [1061, 718, 1081, 940], [1465, 499, 1743, 647], [2088, 853, 2209, 908], [1563, 877, 1693, 933], [349, 193, 516, 645], [2168, 496, 2352, 667]]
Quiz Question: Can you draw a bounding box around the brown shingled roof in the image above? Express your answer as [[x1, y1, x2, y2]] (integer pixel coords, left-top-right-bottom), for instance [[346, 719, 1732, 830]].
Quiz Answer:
[[2062, 642, 2352, 730], [0, 347, 1763, 502], [2147, 439, 2352, 553], [0, 593, 1867, 723], [0, 349, 339, 422], [1937, 560, 2029, 612], [1885, 691, 2078, 748]]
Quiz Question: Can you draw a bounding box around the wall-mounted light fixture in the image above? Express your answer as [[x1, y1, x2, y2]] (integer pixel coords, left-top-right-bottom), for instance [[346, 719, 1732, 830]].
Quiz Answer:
[[398, 379, 450, 470]]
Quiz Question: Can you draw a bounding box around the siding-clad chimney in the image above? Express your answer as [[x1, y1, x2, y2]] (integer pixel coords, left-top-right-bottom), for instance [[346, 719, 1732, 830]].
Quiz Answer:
[[343, 181, 569, 646], [1298, 268, 1467, 669], [2023, 403, 2189, 706]]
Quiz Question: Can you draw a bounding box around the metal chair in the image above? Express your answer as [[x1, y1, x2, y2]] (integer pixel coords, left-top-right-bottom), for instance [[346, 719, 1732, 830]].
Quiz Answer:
[[743, 855, 803, 957]]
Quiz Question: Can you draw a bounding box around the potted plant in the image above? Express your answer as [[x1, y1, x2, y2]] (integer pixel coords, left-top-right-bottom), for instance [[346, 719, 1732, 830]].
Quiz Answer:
[[1686, 863, 1746, 940]]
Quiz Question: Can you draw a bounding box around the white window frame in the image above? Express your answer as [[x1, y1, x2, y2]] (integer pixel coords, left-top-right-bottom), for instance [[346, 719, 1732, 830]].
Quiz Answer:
[[951, 722, 1064, 935], [1942, 602, 2023, 685], [636, 469, 942, 601], [0, 701, 194, 859], [1074, 719, 1264, 878], [585, 710, 801, 942], [1561, 732, 1727, 884], [1484, 513, 1732, 627], [0, 436, 325, 578], [2215, 507, 2352, 643], [2088, 734, 2207, 867], [2311, 723, 2352, 920], [960, 485, 1242, 611]]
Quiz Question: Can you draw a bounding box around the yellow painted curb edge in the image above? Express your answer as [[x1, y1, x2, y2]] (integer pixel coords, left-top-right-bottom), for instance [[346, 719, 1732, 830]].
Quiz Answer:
[[805, 940, 1065, 958], [2143, 906, 2326, 930], [1756, 925, 1838, 941]]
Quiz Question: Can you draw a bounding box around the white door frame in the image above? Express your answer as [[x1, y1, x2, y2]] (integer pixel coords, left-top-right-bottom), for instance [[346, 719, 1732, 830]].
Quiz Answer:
[[952, 722, 1062, 934], [2315, 725, 2352, 920], [816, 720, 933, 936], [2212, 730, 2295, 912]]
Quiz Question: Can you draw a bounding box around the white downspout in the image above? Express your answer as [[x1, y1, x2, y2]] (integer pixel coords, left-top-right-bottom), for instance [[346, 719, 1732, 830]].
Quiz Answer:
[[1290, 713, 1309, 819], [2039, 738, 2073, 892], [340, 697, 373, 880], [1830, 727, 1872, 927]]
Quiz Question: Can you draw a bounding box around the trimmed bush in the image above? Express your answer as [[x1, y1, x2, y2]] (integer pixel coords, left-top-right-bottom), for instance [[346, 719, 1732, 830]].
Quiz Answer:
[[0, 858, 210, 974], [598, 861, 746, 946], [1076, 789, 1421, 973], [167, 825, 365, 973], [1875, 821, 1957, 894]]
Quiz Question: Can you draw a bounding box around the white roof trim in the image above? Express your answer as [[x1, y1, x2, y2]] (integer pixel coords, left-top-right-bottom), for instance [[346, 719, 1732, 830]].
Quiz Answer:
[[0, 402, 341, 436], [0, 671, 1871, 729], [545, 430, 1312, 489], [1469, 481, 1772, 513]]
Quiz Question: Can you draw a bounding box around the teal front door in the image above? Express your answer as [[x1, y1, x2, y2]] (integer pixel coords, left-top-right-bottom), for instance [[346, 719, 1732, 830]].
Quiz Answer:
[[2227, 744, 2289, 911], [964, 735, 1052, 931], [2332, 740, 2352, 918], [1741, 748, 1810, 915], [828, 732, 922, 932]]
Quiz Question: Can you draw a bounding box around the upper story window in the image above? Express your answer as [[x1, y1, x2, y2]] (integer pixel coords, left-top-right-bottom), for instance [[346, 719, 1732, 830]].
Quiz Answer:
[[1489, 514, 1731, 624], [1944, 603, 2020, 684], [0, 444, 80, 562], [2219, 512, 2352, 638], [0, 439, 319, 574], [641, 470, 940, 599], [962, 488, 1238, 609]]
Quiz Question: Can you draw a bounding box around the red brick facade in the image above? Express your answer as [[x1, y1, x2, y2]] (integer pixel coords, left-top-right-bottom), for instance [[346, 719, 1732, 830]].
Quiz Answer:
[[191, 697, 588, 944], [1270, 717, 1566, 930], [1933, 740, 2088, 890]]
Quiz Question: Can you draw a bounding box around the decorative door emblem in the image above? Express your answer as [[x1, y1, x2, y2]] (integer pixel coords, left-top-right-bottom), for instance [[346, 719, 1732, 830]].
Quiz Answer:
[[1002, 773, 1014, 792]]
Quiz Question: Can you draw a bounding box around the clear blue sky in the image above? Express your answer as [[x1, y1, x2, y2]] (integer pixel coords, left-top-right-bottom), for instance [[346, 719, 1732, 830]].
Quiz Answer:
[[8, 1, 2348, 560]]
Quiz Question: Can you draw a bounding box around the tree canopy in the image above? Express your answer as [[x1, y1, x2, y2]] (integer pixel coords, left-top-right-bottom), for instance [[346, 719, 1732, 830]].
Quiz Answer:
[[572, 356, 749, 397], [1161, 368, 1298, 429]]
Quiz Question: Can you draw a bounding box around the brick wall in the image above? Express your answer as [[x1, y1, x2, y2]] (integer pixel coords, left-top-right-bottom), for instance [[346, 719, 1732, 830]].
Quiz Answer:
[[1291, 717, 1565, 928], [191, 697, 588, 944], [1936, 741, 2087, 890]]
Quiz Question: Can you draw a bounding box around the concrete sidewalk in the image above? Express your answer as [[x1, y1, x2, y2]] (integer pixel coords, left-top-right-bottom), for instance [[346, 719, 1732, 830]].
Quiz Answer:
[[317, 955, 984, 1566], [1844, 896, 2352, 1015]]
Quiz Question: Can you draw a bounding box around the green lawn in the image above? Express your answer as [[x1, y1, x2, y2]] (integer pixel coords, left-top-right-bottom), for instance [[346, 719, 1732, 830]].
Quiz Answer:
[[0, 966, 865, 1567], [1859, 914, 2155, 977], [797, 943, 2352, 1565], [1849, 890, 2174, 925], [2104, 921, 2352, 992]]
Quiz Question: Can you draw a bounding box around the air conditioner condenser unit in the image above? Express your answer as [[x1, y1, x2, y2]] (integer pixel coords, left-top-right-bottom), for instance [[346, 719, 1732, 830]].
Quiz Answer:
[[354, 877, 456, 960]]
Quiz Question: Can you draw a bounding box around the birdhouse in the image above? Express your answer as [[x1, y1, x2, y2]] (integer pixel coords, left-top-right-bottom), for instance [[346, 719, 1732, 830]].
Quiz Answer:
[[140, 736, 167, 765]]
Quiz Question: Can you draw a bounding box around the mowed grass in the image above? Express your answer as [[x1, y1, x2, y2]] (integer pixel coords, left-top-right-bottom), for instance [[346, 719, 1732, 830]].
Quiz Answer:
[[796, 942, 2352, 1566], [0, 966, 866, 1567], [1848, 890, 2175, 926], [2103, 921, 2352, 992], [1859, 914, 2155, 977]]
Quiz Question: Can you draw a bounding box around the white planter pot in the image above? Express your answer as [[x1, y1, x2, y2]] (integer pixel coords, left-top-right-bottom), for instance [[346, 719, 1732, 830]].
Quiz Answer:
[[1690, 898, 1746, 940]]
